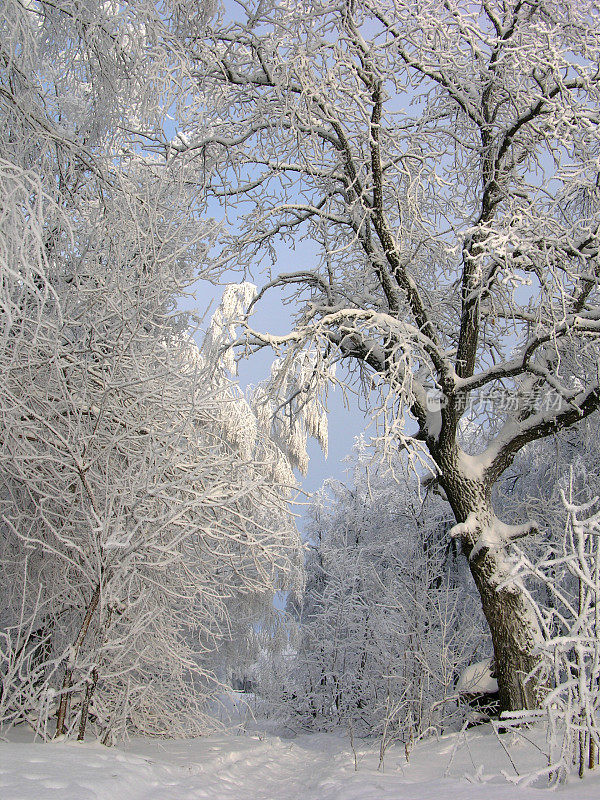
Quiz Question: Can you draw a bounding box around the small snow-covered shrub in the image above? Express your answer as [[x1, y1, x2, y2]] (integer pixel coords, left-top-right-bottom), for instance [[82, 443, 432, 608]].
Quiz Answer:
[[502, 484, 600, 784]]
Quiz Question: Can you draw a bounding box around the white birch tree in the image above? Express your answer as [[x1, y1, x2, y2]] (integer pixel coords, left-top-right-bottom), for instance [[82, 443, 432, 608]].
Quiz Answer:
[[157, 0, 600, 711]]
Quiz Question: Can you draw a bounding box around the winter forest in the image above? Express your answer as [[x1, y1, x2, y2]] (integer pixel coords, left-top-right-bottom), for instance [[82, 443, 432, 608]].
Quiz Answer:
[[2, 0, 600, 797]]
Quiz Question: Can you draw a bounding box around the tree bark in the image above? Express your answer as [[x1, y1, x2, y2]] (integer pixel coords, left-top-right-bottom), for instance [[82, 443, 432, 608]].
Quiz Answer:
[[466, 545, 541, 712], [437, 454, 542, 713], [55, 583, 101, 737], [77, 667, 98, 741]]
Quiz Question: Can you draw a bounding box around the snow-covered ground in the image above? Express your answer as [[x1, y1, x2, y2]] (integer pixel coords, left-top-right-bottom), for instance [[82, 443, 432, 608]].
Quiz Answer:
[[2, 722, 600, 800]]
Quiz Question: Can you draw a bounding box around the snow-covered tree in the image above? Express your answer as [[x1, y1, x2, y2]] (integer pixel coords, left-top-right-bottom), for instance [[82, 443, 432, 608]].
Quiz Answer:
[[0, 0, 301, 741], [160, 0, 600, 711], [259, 442, 488, 745], [0, 266, 301, 740]]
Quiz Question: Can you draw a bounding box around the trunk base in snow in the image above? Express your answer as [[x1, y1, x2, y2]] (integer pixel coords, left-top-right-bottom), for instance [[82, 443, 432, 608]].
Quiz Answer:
[[467, 540, 542, 713]]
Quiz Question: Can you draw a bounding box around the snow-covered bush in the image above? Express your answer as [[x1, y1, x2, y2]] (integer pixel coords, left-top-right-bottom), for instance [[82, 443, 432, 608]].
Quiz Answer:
[[258, 441, 488, 745], [501, 480, 600, 785]]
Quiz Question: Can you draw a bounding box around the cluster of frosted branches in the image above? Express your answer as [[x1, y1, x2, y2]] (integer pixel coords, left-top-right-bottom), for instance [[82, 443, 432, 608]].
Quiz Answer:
[[177, 0, 600, 451], [500, 486, 600, 785], [206, 283, 336, 475], [251, 348, 334, 476], [256, 441, 488, 748]]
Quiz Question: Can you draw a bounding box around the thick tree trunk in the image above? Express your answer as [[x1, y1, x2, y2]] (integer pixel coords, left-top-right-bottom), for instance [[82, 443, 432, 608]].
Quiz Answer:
[[465, 543, 541, 712], [438, 456, 543, 713]]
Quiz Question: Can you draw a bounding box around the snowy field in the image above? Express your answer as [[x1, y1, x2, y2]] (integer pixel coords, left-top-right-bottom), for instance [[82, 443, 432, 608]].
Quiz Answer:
[[3, 723, 600, 800]]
